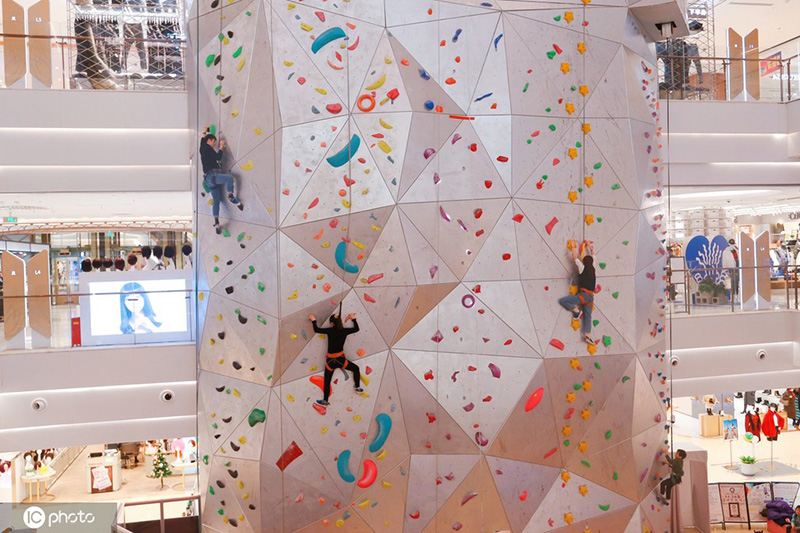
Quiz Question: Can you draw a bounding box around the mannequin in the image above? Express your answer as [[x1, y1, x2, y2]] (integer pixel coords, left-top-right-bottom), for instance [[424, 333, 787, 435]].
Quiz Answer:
[[181, 244, 193, 270], [763, 405, 784, 441], [741, 390, 756, 414], [152, 246, 165, 270], [164, 245, 176, 269], [127, 254, 138, 269], [102, 257, 113, 271], [745, 408, 762, 442], [92, 258, 102, 271], [114, 257, 126, 271], [81, 258, 93, 273]]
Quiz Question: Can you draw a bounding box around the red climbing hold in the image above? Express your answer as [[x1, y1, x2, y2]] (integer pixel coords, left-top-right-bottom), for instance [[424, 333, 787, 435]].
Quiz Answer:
[[474, 208, 483, 219], [426, 413, 437, 423], [549, 338, 565, 350], [484, 180, 493, 189], [545, 217, 558, 235], [512, 214, 524, 223], [424, 370, 434, 380], [326, 103, 343, 114], [525, 387, 544, 412], [497, 155, 509, 163], [502, 253, 511, 260]]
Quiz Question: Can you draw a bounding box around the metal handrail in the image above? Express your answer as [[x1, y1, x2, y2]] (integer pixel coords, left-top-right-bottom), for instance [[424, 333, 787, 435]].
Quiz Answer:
[[112, 494, 200, 533]]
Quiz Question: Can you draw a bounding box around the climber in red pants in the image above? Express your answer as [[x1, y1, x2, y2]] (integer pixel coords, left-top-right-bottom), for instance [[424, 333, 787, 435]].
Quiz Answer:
[[308, 312, 362, 406]]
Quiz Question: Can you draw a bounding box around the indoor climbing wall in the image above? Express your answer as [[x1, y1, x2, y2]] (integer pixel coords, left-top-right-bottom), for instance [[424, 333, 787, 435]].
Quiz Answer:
[[190, 0, 669, 531]]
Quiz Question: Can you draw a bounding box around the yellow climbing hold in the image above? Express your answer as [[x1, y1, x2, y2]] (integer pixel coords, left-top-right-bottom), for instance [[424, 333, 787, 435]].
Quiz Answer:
[[564, 11, 574, 23], [382, 480, 392, 488], [584, 176, 594, 188], [376, 449, 387, 460], [578, 441, 588, 453], [242, 493, 249, 499], [254, 127, 263, 135], [321, 427, 328, 434], [286, 394, 295, 402], [238, 481, 244, 489], [582, 122, 592, 134], [579, 85, 589, 97], [238, 436, 247, 444], [336, 519, 345, 527], [565, 102, 575, 115], [564, 513, 574, 525], [585, 214, 594, 226], [569, 358, 581, 370], [300, 22, 313, 32], [384, 57, 393, 64], [371, 224, 382, 232], [239, 160, 254, 171], [237, 58, 245, 72], [342, 200, 351, 208], [587, 342, 597, 355], [379, 119, 393, 129], [561, 471, 571, 483], [560, 62, 571, 74], [353, 415, 362, 422], [579, 484, 588, 496], [352, 240, 366, 249], [210, 339, 216, 346], [283, 61, 294, 66], [566, 392, 576, 403], [568, 191, 578, 203], [358, 500, 370, 509], [571, 318, 581, 331], [365, 73, 387, 90], [577, 42, 587, 54], [310, 365, 318, 372], [290, 333, 297, 340], [378, 141, 392, 153], [287, 290, 298, 300], [562, 425, 572, 437], [315, 88, 327, 95], [233, 389, 241, 398], [231, 109, 239, 117], [218, 358, 224, 365], [568, 148, 578, 160]]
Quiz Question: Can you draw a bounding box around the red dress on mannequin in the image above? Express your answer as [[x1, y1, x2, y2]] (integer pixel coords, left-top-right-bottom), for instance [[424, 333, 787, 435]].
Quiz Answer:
[[762, 410, 784, 441], [745, 411, 762, 441]]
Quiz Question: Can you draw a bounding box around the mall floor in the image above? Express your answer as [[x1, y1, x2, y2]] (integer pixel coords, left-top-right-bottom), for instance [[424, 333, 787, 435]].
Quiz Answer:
[[47, 446, 197, 524], [673, 396, 800, 484]]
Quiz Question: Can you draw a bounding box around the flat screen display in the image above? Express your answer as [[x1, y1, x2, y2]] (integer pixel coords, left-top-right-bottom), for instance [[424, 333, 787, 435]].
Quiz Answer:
[[87, 279, 189, 336]]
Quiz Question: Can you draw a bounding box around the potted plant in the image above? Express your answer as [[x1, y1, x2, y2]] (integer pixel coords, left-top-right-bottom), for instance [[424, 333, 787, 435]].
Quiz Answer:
[[698, 277, 730, 304], [740, 455, 757, 476]]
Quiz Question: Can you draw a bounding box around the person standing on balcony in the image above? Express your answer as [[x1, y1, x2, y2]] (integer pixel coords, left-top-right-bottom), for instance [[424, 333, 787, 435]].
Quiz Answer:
[[723, 238, 739, 300], [200, 133, 242, 234]]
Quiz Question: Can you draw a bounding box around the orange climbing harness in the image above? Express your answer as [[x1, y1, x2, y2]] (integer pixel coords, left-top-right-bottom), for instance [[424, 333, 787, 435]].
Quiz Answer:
[[326, 351, 348, 372], [578, 288, 594, 310]]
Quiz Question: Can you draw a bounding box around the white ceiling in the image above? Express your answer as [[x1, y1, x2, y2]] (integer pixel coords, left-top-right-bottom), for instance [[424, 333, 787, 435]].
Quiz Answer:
[[667, 186, 800, 216], [0, 192, 192, 224]]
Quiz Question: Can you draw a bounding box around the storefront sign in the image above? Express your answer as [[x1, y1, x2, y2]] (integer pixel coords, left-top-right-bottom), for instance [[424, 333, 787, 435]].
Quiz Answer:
[[719, 483, 749, 523], [746, 482, 772, 525], [760, 52, 782, 77], [773, 482, 800, 506], [709, 484, 724, 524]]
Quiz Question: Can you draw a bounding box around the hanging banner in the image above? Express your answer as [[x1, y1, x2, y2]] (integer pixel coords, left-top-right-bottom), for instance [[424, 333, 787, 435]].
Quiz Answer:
[[746, 482, 772, 524], [709, 484, 724, 524], [760, 52, 782, 77], [719, 483, 748, 523], [773, 482, 800, 506]]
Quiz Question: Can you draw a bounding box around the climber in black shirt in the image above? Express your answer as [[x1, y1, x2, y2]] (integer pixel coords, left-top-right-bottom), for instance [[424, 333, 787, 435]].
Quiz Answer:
[[308, 311, 362, 406], [200, 132, 242, 234]]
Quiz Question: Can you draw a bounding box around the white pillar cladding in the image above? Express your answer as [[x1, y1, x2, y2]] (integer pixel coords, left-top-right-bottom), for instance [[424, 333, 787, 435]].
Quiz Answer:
[[190, 1, 668, 531]]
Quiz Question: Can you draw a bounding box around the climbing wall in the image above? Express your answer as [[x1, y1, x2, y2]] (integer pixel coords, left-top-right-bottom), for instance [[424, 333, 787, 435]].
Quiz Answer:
[[190, 0, 669, 531]]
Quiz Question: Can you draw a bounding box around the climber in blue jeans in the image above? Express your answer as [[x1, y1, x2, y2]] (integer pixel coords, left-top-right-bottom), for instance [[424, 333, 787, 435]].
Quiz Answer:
[[558, 239, 596, 345], [200, 132, 243, 234]]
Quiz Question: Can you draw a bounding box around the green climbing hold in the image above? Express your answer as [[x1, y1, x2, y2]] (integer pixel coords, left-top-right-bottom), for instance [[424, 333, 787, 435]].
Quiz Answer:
[[209, 486, 215, 494], [217, 508, 224, 515], [234, 309, 241, 314], [594, 362, 601, 369], [203, 455, 209, 465], [214, 85, 222, 95], [257, 316, 267, 325], [527, 139, 532, 144], [573, 383, 582, 390], [564, 439, 571, 446], [205, 54, 216, 67], [233, 46, 243, 58], [258, 282, 265, 292], [605, 430, 612, 440], [612, 292, 619, 299], [549, 124, 556, 131], [212, 422, 218, 429], [213, 266, 219, 273], [593, 162, 602, 170], [597, 217, 603, 223], [545, 107, 552, 113], [218, 33, 224, 41], [599, 262, 606, 269], [523, 82, 530, 93], [247, 265, 255, 274], [598, 504, 610, 511], [542, 174, 549, 180], [259, 347, 265, 355], [602, 336, 611, 347], [613, 472, 618, 480], [248, 408, 266, 427], [592, 320, 599, 327], [621, 376, 631, 383], [622, 240, 629, 245], [237, 232, 246, 243], [546, 50, 556, 60], [576, 141, 582, 148], [553, 15, 562, 21], [571, 85, 577, 91], [611, 183, 621, 190], [267, 374, 273, 381], [226, 388, 231, 394], [222, 228, 231, 237], [577, 187, 583, 193], [581, 460, 591, 468]]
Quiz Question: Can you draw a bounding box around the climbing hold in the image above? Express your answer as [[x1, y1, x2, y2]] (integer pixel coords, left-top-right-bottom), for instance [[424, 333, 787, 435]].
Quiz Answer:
[[335, 241, 359, 273], [311, 27, 347, 54], [248, 409, 266, 427], [356, 460, 378, 488], [276, 441, 303, 472], [327, 135, 361, 168], [525, 388, 544, 412], [368, 413, 392, 453], [337, 450, 356, 483]]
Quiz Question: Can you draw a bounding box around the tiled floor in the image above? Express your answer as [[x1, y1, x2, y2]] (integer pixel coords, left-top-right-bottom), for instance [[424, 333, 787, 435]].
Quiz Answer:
[[48, 445, 197, 524]]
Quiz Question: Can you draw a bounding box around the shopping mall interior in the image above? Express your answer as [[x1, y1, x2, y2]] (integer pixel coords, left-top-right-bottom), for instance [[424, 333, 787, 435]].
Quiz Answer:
[[1, 0, 800, 532]]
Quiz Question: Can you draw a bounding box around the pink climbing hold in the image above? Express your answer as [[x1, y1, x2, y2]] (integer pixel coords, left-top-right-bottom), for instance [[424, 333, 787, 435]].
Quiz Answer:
[[463, 402, 475, 412], [440, 206, 451, 222], [488, 363, 501, 378], [424, 148, 436, 159], [475, 432, 488, 447], [461, 492, 479, 506], [363, 293, 376, 303], [431, 330, 444, 343], [545, 217, 558, 235]]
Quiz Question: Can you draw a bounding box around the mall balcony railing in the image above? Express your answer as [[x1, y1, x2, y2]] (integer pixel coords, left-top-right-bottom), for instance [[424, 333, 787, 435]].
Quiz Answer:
[[0, 287, 195, 352], [112, 494, 200, 533], [668, 264, 800, 315], [0, 32, 185, 91], [657, 53, 799, 103]]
